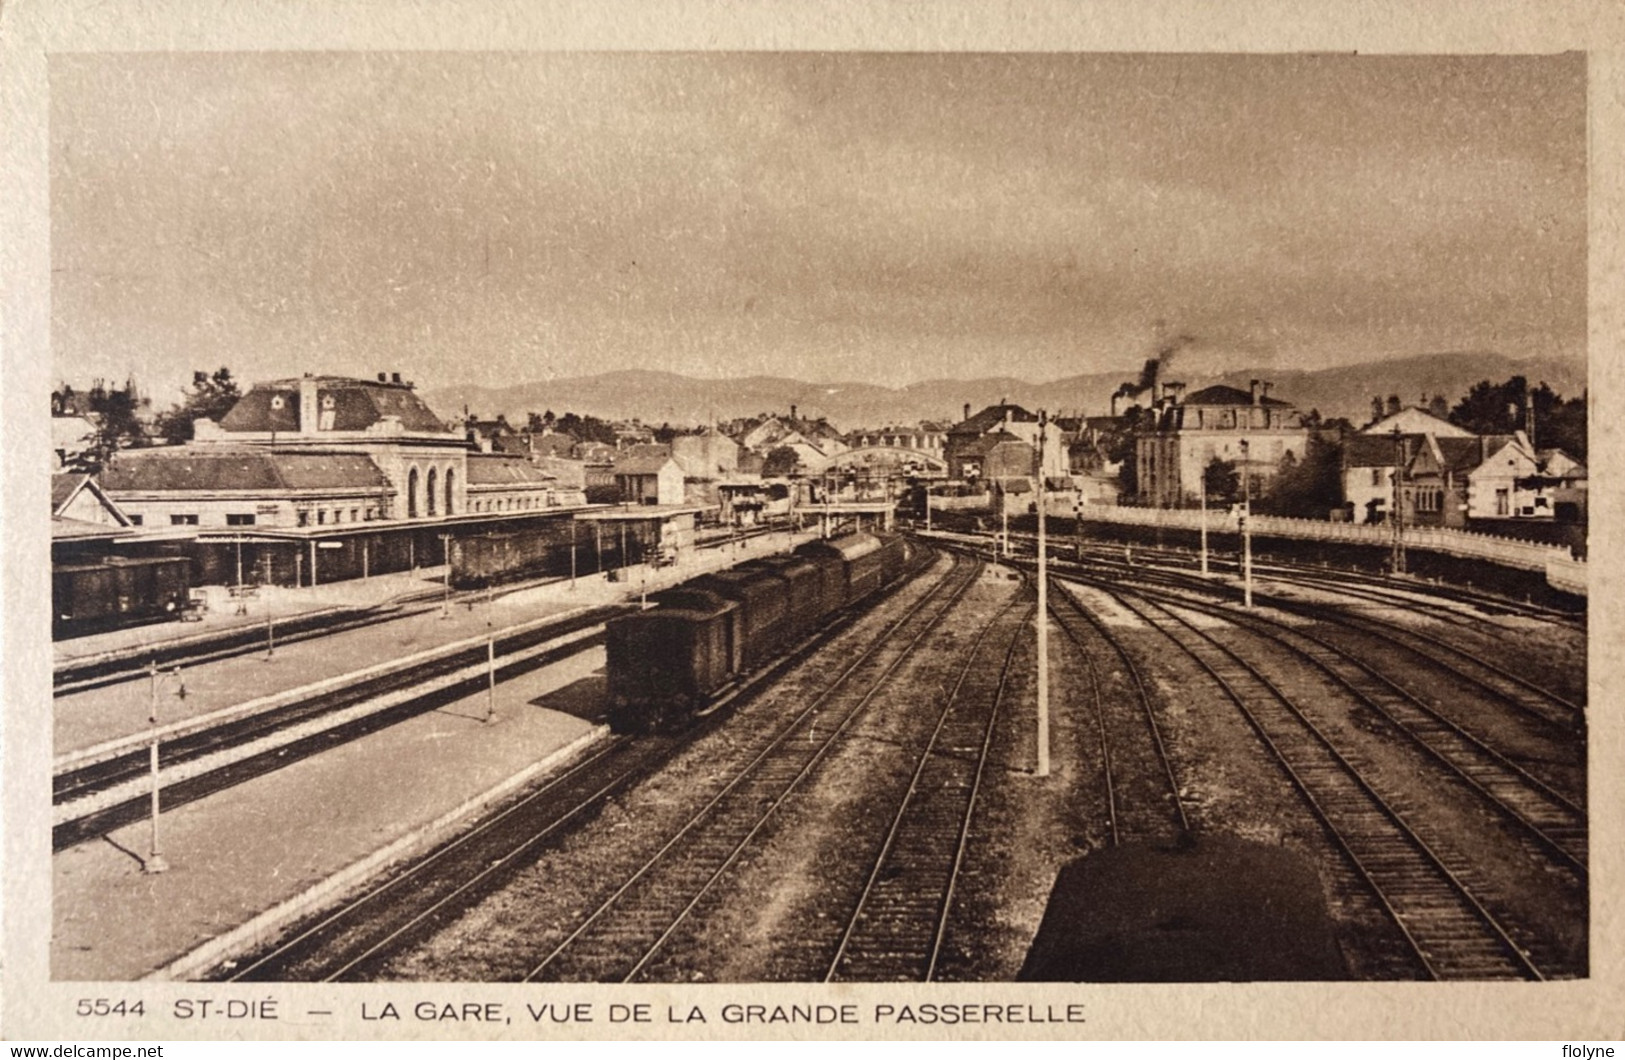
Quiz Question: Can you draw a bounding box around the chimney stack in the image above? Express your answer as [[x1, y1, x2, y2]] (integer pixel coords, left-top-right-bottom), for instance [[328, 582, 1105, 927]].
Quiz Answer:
[[790, 404, 797, 421], [391, 372, 402, 384], [963, 403, 972, 423], [1261, 381, 1274, 402], [377, 372, 387, 383], [298, 377, 319, 433], [1250, 379, 1261, 405]]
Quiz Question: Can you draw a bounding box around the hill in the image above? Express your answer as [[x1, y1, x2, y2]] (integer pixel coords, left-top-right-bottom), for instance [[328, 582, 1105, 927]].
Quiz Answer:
[[425, 352, 1585, 431]]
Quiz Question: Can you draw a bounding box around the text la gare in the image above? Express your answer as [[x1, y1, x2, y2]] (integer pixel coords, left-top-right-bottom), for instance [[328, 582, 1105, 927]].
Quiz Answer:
[[361, 1002, 704, 1023]]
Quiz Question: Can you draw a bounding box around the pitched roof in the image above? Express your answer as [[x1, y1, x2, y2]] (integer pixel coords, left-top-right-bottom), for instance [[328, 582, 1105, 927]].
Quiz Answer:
[[52, 473, 88, 512], [614, 454, 679, 475], [962, 430, 1030, 457], [219, 377, 449, 434], [100, 448, 391, 493], [1182, 384, 1292, 407], [465, 453, 555, 486], [951, 404, 1038, 433]]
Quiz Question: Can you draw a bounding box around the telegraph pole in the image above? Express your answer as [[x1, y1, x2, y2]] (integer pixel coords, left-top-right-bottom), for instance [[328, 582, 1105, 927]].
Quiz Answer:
[[439, 533, 453, 618], [1390, 427, 1407, 574], [145, 662, 184, 874], [1199, 472, 1210, 576], [261, 553, 275, 659], [1239, 439, 1253, 608], [1035, 411, 1051, 778]]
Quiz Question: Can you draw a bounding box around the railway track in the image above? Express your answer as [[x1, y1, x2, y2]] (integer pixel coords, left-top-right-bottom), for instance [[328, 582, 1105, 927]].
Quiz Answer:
[[1065, 574, 1573, 979], [225, 545, 965, 981], [991, 530, 1583, 629], [520, 552, 988, 983], [1043, 546, 1587, 734], [53, 608, 622, 851], [823, 591, 1032, 982], [1046, 580, 1189, 845]]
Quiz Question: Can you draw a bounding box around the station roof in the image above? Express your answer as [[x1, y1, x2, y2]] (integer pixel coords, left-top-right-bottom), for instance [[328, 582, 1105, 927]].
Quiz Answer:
[[100, 448, 391, 493], [219, 376, 450, 434], [51, 515, 134, 542], [465, 453, 555, 485]]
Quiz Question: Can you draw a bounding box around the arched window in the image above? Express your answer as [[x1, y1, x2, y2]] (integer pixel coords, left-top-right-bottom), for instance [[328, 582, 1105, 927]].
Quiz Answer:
[[407, 467, 420, 518], [444, 469, 455, 515], [426, 468, 438, 516]]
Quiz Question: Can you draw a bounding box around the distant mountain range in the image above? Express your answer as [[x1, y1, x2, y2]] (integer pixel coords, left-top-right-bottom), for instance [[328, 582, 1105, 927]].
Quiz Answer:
[[425, 352, 1585, 432]]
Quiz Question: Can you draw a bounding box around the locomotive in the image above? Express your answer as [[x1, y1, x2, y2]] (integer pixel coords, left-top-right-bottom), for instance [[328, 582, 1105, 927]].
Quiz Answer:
[[605, 531, 910, 732]]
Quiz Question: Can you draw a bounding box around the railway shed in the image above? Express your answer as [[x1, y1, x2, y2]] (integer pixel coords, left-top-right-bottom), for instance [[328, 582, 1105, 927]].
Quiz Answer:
[[575, 504, 708, 571]]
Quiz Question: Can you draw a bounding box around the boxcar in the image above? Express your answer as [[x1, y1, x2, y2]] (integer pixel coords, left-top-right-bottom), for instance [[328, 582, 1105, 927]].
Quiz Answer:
[[53, 556, 192, 632], [749, 554, 827, 642], [797, 531, 886, 606], [605, 591, 738, 732], [691, 566, 790, 671]]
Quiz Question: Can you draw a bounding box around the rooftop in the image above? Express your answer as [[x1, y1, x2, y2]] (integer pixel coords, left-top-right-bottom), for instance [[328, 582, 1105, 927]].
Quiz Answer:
[[100, 448, 392, 493]]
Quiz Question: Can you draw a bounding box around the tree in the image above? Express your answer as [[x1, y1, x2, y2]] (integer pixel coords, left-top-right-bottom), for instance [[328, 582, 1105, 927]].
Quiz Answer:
[[1449, 375, 1587, 461], [1259, 434, 1345, 518], [155, 367, 241, 444], [762, 445, 800, 476], [1202, 457, 1240, 504], [65, 378, 148, 471]]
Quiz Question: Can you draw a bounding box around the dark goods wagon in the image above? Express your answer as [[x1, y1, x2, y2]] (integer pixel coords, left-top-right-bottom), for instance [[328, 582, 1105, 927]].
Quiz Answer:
[[796, 530, 886, 605], [606, 591, 738, 732], [691, 566, 790, 671], [53, 556, 192, 636], [750, 554, 827, 642]]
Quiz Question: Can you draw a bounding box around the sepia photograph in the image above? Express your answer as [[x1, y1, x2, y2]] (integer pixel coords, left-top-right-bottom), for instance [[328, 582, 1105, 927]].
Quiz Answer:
[[4, 0, 1622, 1043]]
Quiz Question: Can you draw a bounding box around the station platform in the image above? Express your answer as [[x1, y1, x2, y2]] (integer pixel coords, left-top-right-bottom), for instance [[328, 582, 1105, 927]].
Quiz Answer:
[[55, 529, 816, 756], [53, 648, 606, 981], [50, 529, 817, 980]]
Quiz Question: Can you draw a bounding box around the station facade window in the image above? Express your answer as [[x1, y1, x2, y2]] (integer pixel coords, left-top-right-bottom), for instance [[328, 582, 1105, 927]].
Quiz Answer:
[[226, 513, 256, 526], [169, 513, 199, 526]]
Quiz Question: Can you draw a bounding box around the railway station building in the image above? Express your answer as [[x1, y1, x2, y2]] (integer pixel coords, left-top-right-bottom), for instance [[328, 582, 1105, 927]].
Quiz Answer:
[[95, 373, 595, 589]]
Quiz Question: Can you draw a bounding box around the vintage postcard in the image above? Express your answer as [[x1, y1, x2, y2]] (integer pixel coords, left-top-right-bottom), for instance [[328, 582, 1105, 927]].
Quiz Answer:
[[3, 0, 1622, 1042]]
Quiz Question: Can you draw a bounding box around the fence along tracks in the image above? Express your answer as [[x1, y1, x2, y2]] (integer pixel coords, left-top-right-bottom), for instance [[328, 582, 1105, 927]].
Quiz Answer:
[[1058, 571, 1564, 979]]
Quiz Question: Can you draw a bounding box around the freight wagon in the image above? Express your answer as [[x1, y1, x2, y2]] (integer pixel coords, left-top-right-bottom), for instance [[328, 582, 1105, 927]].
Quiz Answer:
[[605, 531, 911, 732], [52, 555, 192, 636]]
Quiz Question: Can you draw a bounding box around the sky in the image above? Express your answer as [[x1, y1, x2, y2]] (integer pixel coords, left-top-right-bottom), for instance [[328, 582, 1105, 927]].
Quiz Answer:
[[49, 51, 1587, 403]]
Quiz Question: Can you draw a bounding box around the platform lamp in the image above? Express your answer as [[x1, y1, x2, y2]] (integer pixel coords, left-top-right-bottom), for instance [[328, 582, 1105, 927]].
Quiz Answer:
[[1034, 410, 1051, 779], [1239, 439, 1253, 608], [438, 533, 454, 619], [144, 662, 186, 874]]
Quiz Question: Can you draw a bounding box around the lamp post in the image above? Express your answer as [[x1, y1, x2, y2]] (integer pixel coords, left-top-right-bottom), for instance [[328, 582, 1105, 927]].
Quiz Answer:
[[261, 553, 276, 659], [1199, 472, 1210, 576], [1035, 410, 1051, 779], [144, 662, 186, 874], [439, 533, 453, 618], [1239, 439, 1253, 608], [484, 635, 497, 724], [234, 535, 247, 615], [1390, 427, 1407, 575]]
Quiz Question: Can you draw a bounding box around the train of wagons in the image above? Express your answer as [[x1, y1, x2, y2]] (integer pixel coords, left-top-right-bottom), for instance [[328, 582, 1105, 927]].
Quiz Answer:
[[605, 531, 911, 732], [52, 555, 193, 638]]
